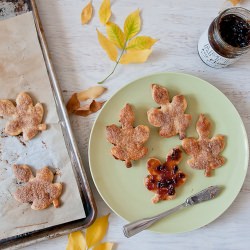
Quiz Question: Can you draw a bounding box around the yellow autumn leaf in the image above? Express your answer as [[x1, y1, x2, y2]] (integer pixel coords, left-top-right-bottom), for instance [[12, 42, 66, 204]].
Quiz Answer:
[[120, 49, 152, 64], [229, 0, 241, 6], [66, 231, 86, 250], [66, 235, 75, 250], [106, 22, 125, 49], [81, 1, 93, 25], [99, 0, 112, 24], [126, 36, 157, 50], [86, 214, 110, 248], [124, 9, 141, 40], [92, 242, 114, 250], [97, 29, 118, 61]]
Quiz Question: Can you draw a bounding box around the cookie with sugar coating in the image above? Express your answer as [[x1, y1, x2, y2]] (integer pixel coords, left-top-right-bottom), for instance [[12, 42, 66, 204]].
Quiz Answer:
[[147, 84, 192, 140], [106, 103, 150, 168]]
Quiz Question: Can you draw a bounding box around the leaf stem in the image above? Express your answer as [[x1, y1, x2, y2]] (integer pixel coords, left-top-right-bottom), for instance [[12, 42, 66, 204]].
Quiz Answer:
[[98, 42, 127, 84]]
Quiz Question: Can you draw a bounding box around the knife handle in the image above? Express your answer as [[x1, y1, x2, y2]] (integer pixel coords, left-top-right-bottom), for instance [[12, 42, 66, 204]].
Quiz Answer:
[[123, 203, 187, 238]]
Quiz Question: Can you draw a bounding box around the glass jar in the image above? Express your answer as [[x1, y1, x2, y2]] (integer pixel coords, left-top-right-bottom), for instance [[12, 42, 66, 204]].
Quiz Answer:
[[198, 7, 250, 68]]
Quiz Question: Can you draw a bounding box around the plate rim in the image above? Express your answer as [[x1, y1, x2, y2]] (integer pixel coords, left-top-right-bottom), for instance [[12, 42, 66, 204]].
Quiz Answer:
[[88, 72, 249, 234]]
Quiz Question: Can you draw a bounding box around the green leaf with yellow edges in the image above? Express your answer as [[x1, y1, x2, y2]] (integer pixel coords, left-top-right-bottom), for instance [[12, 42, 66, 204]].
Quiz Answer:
[[126, 36, 158, 50], [106, 22, 125, 49], [124, 9, 141, 39]]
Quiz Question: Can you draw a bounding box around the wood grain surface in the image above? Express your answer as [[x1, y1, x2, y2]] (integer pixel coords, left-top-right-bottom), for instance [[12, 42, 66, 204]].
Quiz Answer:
[[23, 0, 250, 249]]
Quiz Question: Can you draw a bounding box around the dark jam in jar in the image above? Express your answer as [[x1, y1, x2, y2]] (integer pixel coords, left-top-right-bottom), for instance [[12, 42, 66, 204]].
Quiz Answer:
[[219, 14, 250, 48], [198, 7, 250, 68]]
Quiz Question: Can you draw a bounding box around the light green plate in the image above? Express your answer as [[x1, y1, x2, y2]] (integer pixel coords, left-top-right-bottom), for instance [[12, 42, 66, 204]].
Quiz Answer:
[[89, 72, 249, 234]]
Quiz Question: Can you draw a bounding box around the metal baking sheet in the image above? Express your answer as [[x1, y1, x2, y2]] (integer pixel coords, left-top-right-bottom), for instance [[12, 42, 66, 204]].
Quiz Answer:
[[0, 0, 96, 249]]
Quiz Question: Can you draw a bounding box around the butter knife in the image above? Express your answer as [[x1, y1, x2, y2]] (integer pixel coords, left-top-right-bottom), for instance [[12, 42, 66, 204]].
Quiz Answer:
[[123, 185, 221, 238]]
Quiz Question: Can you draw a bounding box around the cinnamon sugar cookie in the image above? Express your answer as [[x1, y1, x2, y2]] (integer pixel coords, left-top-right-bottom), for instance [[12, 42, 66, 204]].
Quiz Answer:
[[13, 165, 63, 210], [0, 92, 46, 141], [182, 114, 225, 177], [106, 104, 150, 167], [147, 84, 192, 139]]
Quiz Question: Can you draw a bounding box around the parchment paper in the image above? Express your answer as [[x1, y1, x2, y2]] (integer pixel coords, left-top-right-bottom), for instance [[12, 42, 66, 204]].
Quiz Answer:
[[0, 12, 85, 240]]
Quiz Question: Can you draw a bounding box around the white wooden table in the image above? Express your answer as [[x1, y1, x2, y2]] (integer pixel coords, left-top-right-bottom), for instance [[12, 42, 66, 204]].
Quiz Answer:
[[23, 0, 250, 249]]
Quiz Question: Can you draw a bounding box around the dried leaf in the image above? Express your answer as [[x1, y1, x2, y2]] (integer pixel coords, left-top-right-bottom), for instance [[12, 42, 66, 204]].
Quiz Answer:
[[81, 1, 93, 25], [126, 36, 158, 50], [77, 86, 107, 101], [74, 109, 91, 117], [99, 0, 112, 24], [88, 100, 105, 112], [66, 231, 86, 250], [124, 9, 141, 40], [97, 29, 118, 61], [120, 49, 152, 64], [86, 214, 110, 248], [106, 22, 125, 49], [93, 242, 114, 250], [74, 100, 105, 117], [67, 86, 106, 115], [66, 93, 80, 114], [229, 0, 241, 5]]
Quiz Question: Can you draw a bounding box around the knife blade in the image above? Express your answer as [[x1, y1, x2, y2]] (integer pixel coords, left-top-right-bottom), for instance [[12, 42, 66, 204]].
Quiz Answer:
[[123, 185, 221, 238], [185, 185, 221, 205]]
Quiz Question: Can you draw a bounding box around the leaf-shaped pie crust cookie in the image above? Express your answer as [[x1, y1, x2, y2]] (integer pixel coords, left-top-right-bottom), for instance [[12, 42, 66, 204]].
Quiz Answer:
[[13, 165, 63, 210], [144, 147, 187, 203], [147, 84, 192, 139], [0, 92, 46, 141], [106, 103, 150, 167], [182, 114, 226, 177]]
